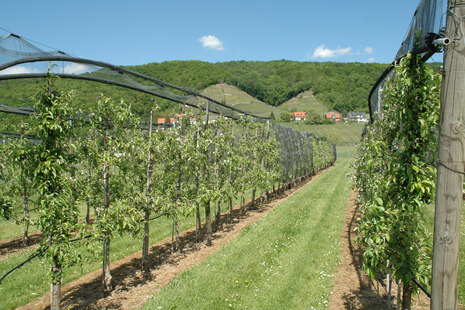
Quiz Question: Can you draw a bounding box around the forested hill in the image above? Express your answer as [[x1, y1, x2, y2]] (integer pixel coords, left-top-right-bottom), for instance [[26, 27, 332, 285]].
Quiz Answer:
[[0, 60, 388, 117], [127, 60, 386, 112]]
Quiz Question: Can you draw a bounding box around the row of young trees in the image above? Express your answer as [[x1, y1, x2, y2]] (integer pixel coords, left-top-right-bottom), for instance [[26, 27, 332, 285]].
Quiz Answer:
[[0, 74, 336, 309], [353, 53, 440, 309]]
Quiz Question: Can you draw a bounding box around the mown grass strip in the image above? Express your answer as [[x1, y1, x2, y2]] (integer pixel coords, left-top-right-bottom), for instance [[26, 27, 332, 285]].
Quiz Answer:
[[142, 158, 352, 310]]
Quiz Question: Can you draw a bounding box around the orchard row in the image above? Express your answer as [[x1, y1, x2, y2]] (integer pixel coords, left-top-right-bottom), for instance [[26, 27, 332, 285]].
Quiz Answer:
[[0, 75, 335, 308]]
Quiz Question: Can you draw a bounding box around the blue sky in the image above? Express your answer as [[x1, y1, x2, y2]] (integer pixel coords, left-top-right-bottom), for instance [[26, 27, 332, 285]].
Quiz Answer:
[[1, 0, 443, 66]]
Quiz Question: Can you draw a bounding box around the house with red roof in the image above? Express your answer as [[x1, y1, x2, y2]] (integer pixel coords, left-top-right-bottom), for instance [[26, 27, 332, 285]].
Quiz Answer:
[[325, 112, 341, 122], [291, 111, 307, 121]]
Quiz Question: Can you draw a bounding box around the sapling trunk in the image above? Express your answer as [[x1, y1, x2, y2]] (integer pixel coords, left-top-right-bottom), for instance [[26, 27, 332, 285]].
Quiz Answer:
[[142, 111, 154, 274], [50, 255, 62, 310], [171, 218, 175, 252], [175, 218, 180, 252], [142, 209, 150, 273], [102, 125, 112, 291], [196, 205, 202, 242], [229, 197, 233, 222], [396, 280, 401, 310], [22, 180, 30, 246], [242, 191, 245, 212], [85, 168, 91, 224], [103, 235, 112, 291], [205, 200, 212, 239], [251, 188, 256, 209], [215, 201, 221, 230], [401, 281, 412, 310]]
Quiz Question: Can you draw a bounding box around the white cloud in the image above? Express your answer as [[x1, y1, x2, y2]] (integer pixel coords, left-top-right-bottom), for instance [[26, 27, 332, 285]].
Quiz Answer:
[[364, 46, 374, 54], [61, 63, 93, 74], [366, 57, 376, 63], [0, 65, 39, 75], [199, 35, 224, 51], [312, 44, 352, 59]]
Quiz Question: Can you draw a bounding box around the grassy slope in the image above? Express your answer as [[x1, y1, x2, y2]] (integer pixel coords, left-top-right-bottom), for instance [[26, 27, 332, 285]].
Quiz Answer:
[[278, 89, 329, 116], [285, 122, 365, 144], [200, 83, 366, 145], [142, 158, 352, 310], [201, 83, 286, 119]]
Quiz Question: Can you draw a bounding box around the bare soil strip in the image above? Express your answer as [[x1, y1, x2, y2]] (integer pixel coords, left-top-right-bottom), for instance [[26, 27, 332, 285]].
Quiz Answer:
[[18, 169, 329, 310], [0, 233, 41, 259]]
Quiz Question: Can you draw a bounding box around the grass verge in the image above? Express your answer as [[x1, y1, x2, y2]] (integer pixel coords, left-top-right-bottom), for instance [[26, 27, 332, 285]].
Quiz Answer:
[[142, 158, 352, 310]]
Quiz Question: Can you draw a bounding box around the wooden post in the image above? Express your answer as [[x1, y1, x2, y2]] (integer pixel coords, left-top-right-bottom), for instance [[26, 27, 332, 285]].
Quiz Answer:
[[431, 1, 465, 308]]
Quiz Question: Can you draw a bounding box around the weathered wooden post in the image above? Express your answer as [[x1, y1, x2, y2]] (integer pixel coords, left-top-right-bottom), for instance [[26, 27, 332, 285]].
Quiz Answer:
[[431, 0, 465, 308]]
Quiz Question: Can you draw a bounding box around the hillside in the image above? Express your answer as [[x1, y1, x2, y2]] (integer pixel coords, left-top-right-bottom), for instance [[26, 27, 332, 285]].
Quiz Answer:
[[128, 60, 386, 112], [279, 88, 329, 116], [0, 60, 386, 132], [200, 83, 286, 119]]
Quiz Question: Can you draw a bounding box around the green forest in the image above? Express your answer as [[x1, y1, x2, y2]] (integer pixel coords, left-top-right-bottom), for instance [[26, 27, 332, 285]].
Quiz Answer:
[[127, 60, 387, 111], [0, 60, 386, 119]]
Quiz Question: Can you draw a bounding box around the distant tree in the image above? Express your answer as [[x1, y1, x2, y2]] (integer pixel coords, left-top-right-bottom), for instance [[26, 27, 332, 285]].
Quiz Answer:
[[305, 114, 324, 125], [270, 111, 276, 121], [280, 113, 292, 122]]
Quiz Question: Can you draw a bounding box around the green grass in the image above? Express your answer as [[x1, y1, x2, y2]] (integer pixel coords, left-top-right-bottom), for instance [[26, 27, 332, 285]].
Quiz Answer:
[[0, 186, 259, 309], [336, 145, 358, 158], [0, 210, 204, 309], [279, 89, 329, 116], [283, 122, 365, 144], [201, 83, 287, 119], [418, 200, 465, 305], [142, 158, 353, 310]]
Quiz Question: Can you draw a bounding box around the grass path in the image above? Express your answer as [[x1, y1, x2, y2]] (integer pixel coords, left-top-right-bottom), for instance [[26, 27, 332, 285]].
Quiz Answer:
[[142, 158, 352, 309]]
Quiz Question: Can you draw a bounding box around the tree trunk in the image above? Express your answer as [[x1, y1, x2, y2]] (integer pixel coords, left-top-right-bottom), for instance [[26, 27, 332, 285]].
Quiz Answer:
[[22, 181, 30, 246], [142, 209, 150, 273], [251, 188, 256, 209], [102, 235, 112, 291], [85, 169, 91, 224], [175, 218, 180, 252], [142, 111, 154, 274], [396, 280, 402, 310], [205, 200, 212, 239], [401, 280, 412, 310], [386, 269, 392, 310], [215, 201, 221, 231], [102, 125, 112, 292], [229, 197, 233, 221], [85, 200, 91, 224], [171, 219, 175, 252], [50, 255, 62, 310], [196, 205, 202, 242], [240, 191, 245, 213]]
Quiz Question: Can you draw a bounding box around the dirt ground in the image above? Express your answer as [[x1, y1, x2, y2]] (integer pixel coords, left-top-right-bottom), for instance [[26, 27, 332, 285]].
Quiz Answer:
[[9, 168, 432, 309]]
